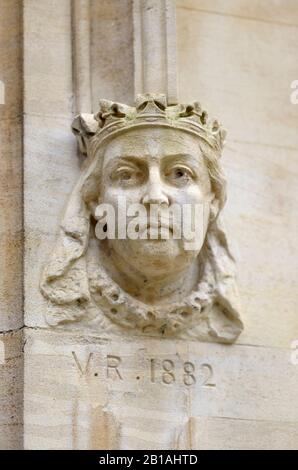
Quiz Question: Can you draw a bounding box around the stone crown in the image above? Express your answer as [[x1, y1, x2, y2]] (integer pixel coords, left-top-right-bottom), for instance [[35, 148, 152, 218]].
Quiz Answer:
[[72, 93, 226, 156]]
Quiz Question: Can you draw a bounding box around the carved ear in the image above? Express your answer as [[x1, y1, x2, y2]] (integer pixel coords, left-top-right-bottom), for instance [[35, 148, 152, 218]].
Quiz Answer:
[[71, 113, 99, 155]]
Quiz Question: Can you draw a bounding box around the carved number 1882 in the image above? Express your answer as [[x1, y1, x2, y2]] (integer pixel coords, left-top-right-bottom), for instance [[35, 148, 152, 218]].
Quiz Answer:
[[150, 359, 215, 387]]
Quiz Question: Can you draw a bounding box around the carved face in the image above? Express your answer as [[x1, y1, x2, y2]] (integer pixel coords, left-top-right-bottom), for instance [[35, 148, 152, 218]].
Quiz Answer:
[[96, 127, 216, 277]]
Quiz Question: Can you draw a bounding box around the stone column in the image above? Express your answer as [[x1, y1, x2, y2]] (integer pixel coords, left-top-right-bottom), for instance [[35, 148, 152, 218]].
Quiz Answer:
[[72, 0, 92, 113], [133, 0, 178, 104]]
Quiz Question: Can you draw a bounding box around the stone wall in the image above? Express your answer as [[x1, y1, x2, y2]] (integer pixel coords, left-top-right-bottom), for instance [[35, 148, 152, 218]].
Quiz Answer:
[[0, 0, 297, 450], [177, 0, 298, 348], [176, 0, 298, 448], [0, 0, 23, 449]]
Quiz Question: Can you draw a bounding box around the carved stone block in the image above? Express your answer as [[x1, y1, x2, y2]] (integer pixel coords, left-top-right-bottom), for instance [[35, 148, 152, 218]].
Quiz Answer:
[[24, 329, 298, 449]]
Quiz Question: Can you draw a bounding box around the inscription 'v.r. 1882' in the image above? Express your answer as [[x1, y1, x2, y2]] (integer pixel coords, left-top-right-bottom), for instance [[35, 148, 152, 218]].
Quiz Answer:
[[71, 351, 216, 388]]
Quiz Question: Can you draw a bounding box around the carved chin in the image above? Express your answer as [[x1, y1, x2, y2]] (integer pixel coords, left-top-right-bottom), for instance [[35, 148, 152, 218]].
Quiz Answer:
[[110, 238, 198, 276]]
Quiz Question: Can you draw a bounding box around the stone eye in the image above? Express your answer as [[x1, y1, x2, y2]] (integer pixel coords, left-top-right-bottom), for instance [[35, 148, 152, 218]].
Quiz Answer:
[[121, 171, 132, 180], [174, 168, 186, 178], [112, 166, 143, 186], [165, 165, 194, 185]]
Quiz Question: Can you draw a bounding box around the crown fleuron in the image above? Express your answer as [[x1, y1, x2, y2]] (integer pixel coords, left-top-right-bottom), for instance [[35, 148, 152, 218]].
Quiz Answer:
[[71, 93, 226, 156]]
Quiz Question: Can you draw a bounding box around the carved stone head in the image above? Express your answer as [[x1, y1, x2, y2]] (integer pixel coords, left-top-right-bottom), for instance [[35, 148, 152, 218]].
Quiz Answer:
[[40, 94, 243, 342]]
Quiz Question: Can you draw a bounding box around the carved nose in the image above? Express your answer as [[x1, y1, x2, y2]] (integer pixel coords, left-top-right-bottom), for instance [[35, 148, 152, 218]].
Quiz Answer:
[[142, 182, 169, 206]]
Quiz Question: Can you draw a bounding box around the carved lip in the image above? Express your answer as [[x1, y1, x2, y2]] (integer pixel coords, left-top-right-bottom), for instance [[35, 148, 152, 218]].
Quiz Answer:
[[137, 220, 173, 236]]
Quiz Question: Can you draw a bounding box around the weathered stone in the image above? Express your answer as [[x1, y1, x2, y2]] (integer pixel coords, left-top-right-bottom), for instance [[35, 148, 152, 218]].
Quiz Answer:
[[0, 0, 23, 332], [177, 5, 298, 149], [24, 328, 298, 449], [0, 0, 23, 120], [0, 119, 23, 331], [176, 0, 298, 25], [90, 0, 134, 107], [24, 114, 79, 329], [177, 2, 298, 350], [0, 330, 23, 450], [23, 0, 73, 116]]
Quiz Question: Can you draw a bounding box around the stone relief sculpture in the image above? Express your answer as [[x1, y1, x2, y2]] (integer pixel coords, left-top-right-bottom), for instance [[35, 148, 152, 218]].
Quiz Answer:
[[40, 93, 243, 343]]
